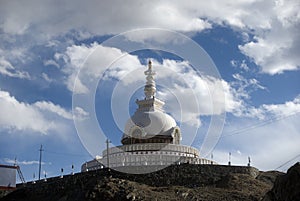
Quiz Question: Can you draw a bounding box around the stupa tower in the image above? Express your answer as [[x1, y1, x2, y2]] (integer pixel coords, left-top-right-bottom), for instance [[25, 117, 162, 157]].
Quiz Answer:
[[81, 61, 216, 173], [122, 60, 181, 145]]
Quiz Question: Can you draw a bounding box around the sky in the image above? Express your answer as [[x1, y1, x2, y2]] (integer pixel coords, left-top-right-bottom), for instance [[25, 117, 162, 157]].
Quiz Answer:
[[0, 0, 300, 182]]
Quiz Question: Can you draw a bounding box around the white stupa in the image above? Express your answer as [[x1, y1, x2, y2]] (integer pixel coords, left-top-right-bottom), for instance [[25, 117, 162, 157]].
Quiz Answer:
[[82, 61, 216, 173]]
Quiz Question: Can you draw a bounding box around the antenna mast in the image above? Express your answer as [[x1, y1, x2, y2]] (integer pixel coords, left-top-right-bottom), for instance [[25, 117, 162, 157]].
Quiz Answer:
[[38, 144, 44, 180], [106, 139, 111, 169]]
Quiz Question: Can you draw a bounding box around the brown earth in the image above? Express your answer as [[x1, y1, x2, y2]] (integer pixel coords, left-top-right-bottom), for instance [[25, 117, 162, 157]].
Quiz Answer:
[[1, 163, 294, 201], [263, 162, 300, 201]]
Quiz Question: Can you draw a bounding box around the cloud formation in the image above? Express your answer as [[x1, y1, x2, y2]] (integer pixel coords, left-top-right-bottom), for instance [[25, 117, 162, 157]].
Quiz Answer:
[[0, 0, 299, 75], [236, 95, 300, 120], [0, 90, 86, 135], [0, 57, 30, 79], [57, 42, 241, 126], [214, 110, 300, 171], [59, 42, 300, 128], [0, 1, 211, 36], [57, 43, 142, 94], [4, 158, 46, 166], [239, 0, 300, 74]]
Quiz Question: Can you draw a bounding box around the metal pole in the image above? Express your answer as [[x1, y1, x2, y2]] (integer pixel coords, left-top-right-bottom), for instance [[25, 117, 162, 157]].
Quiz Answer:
[[38, 144, 44, 180], [248, 156, 251, 167], [106, 139, 111, 169], [33, 173, 36, 184], [61, 168, 63, 178], [72, 164, 74, 175]]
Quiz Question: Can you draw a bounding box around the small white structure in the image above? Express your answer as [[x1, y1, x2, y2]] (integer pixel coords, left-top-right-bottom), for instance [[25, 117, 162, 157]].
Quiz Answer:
[[0, 164, 17, 190], [82, 61, 216, 173]]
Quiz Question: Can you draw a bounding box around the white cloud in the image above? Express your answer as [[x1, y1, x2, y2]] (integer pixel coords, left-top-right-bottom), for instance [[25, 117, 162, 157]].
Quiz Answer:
[[59, 43, 298, 128], [0, 1, 212, 36], [0, 46, 32, 80], [213, 111, 300, 171], [261, 95, 300, 117], [41, 73, 53, 83], [43, 59, 59, 68], [0, 0, 274, 36], [230, 59, 250, 71], [59, 43, 142, 94], [154, 60, 242, 126], [0, 0, 299, 75], [73, 107, 89, 121], [231, 73, 266, 100], [4, 158, 46, 165], [0, 90, 74, 135], [0, 57, 30, 79], [0, 90, 51, 133], [34, 101, 73, 120], [238, 0, 300, 74], [58, 42, 100, 93], [236, 94, 300, 120]]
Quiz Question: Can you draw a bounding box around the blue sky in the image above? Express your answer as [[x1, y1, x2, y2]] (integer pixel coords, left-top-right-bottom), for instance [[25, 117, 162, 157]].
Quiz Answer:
[[0, 0, 300, 182]]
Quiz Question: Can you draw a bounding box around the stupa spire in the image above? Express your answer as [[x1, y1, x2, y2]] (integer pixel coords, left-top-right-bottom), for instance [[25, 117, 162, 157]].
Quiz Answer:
[[144, 60, 156, 99]]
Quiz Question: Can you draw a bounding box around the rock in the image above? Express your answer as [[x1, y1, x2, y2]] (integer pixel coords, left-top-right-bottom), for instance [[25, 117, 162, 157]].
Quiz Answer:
[[181, 192, 189, 198], [256, 171, 284, 186], [263, 162, 300, 201], [0, 164, 285, 201], [126, 192, 136, 200], [0, 190, 13, 199]]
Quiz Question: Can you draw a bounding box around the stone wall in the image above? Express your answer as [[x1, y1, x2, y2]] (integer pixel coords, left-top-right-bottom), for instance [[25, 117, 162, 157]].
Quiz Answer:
[[111, 164, 259, 187], [17, 164, 259, 189]]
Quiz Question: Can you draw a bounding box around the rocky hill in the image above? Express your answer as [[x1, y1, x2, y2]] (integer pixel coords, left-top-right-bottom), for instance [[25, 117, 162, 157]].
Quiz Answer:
[[1, 163, 298, 201], [262, 162, 300, 201]]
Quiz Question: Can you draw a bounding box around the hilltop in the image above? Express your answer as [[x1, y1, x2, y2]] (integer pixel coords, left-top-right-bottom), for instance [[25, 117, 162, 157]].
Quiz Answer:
[[1, 163, 299, 201]]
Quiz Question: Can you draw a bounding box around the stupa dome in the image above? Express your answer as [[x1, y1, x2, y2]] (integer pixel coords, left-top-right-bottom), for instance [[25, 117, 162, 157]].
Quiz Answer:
[[124, 110, 177, 137], [121, 61, 181, 145]]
